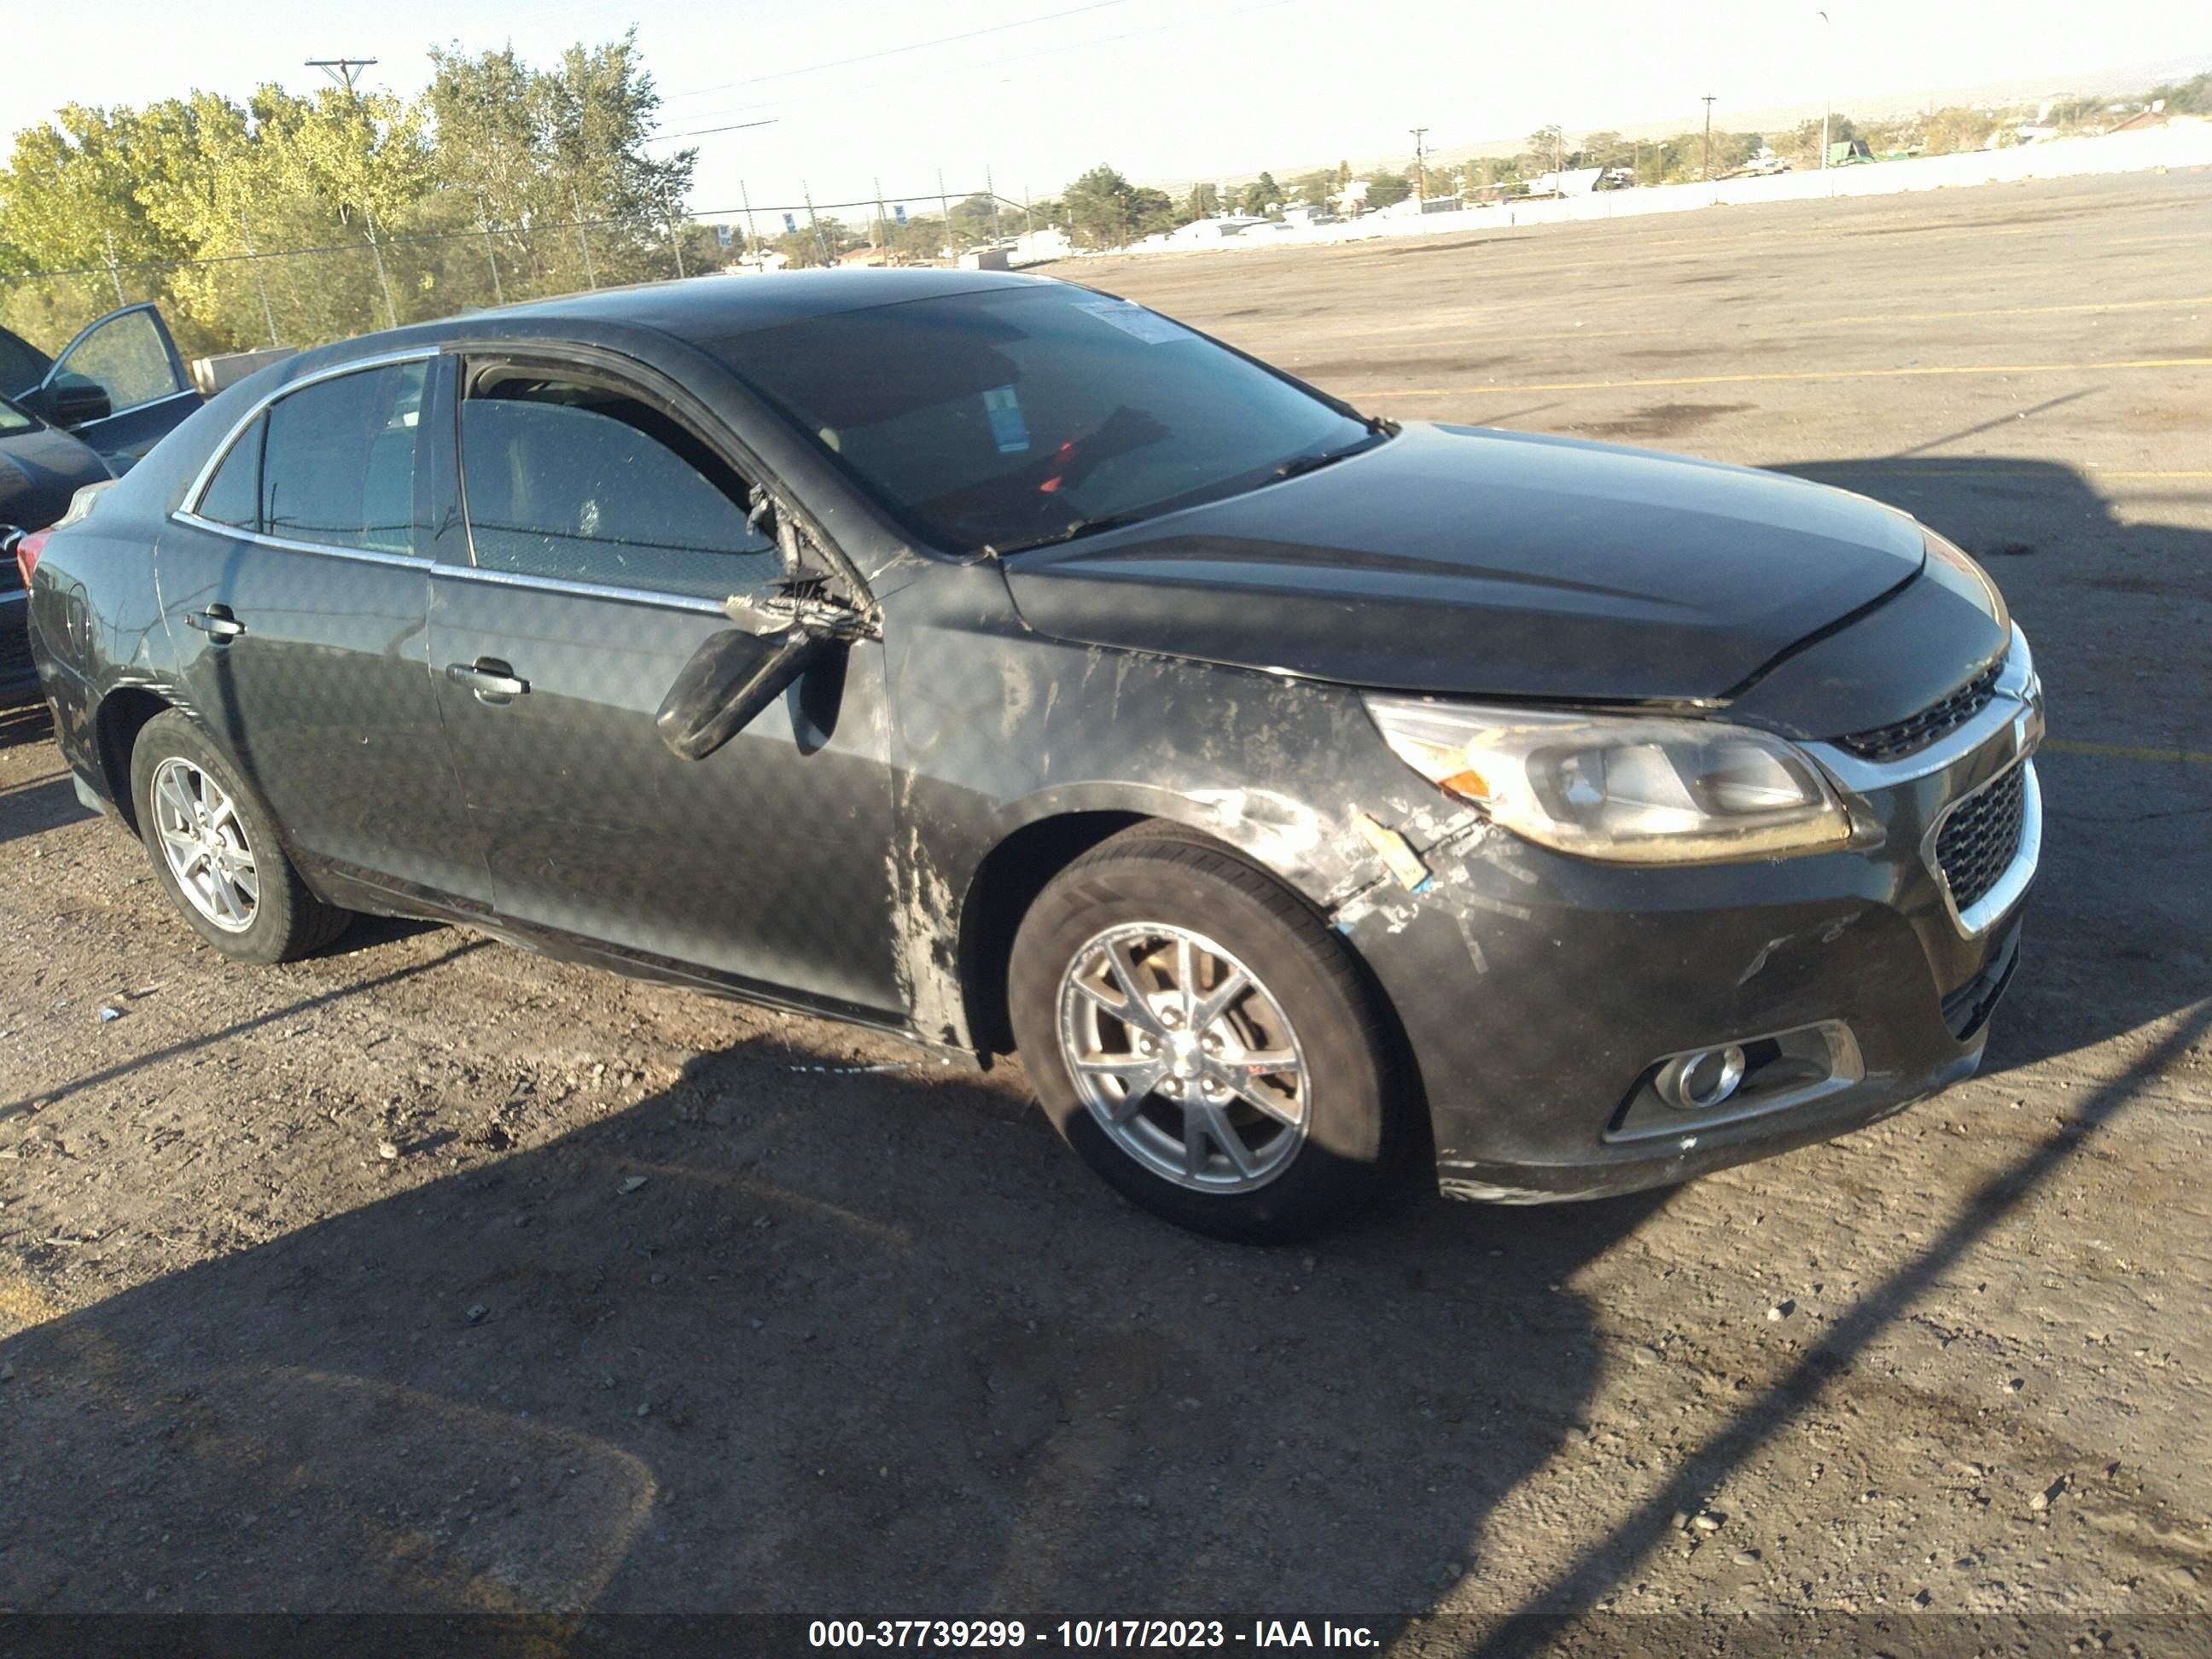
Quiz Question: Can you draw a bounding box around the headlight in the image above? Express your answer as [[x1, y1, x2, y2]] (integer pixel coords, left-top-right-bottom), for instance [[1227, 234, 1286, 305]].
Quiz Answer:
[[1365, 697, 1851, 864]]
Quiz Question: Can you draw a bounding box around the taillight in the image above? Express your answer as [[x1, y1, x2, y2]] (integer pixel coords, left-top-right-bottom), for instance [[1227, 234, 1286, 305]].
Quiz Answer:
[[14, 528, 49, 589]]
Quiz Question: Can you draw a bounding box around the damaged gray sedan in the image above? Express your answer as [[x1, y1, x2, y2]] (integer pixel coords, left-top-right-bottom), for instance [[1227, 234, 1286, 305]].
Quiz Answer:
[[20, 270, 2041, 1239]]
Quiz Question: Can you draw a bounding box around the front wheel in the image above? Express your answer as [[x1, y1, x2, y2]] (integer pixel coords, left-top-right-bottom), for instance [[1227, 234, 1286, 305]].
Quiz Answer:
[[129, 709, 352, 963], [1010, 824, 1402, 1242]]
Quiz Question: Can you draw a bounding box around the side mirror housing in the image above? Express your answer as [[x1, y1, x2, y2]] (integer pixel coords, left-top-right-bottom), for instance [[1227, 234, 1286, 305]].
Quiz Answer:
[[655, 626, 831, 761], [39, 371, 113, 430]]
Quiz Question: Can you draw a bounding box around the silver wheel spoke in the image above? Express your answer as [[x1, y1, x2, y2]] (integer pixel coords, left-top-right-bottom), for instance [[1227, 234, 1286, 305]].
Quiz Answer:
[[1102, 940, 1167, 1034], [1225, 1072, 1303, 1129], [1191, 967, 1250, 1031], [1200, 1103, 1261, 1178]]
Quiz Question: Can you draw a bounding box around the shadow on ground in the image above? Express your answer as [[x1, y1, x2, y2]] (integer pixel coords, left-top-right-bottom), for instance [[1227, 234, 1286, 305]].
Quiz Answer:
[[0, 1035, 1661, 1613]]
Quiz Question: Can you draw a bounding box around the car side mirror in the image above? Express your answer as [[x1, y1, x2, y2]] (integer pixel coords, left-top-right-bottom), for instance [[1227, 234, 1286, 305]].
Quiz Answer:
[[39, 371, 113, 430], [655, 625, 832, 761]]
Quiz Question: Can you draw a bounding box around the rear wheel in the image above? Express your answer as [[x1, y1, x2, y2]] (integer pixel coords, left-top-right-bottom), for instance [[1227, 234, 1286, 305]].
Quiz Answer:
[[1010, 824, 1400, 1242], [129, 710, 352, 963]]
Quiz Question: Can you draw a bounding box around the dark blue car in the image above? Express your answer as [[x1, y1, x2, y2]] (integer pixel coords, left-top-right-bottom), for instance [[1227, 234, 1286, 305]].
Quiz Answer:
[[2, 304, 206, 696]]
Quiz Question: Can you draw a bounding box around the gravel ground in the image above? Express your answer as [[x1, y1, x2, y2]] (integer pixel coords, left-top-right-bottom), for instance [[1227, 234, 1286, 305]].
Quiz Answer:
[[1, 168, 2208, 1639]]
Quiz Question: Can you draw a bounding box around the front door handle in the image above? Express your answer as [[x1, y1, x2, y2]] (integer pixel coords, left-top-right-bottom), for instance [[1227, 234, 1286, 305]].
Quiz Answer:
[[186, 606, 246, 641], [445, 658, 529, 702]]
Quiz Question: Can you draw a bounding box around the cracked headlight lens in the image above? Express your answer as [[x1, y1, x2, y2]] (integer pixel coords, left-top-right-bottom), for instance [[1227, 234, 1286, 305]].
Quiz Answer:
[[1364, 697, 1851, 864]]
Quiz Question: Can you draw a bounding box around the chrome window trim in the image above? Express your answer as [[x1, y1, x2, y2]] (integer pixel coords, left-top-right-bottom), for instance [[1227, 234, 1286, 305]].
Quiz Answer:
[[434, 561, 729, 616], [1804, 624, 2040, 795], [1925, 758, 2041, 940], [170, 513, 428, 570], [172, 346, 440, 520], [102, 385, 203, 424]]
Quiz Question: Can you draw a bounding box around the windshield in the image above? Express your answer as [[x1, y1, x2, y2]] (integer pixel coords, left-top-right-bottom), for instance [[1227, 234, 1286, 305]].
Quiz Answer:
[[713, 283, 1372, 555]]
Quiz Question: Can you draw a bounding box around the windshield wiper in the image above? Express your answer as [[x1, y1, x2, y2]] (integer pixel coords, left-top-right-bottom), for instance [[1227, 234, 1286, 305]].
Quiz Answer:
[[983, 514, 1146, 559], [1274, 424, 1395, 481]]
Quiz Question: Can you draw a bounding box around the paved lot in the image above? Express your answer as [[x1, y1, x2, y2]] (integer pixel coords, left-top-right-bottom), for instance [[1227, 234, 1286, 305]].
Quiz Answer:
[[1, 169, 2208, 1633]]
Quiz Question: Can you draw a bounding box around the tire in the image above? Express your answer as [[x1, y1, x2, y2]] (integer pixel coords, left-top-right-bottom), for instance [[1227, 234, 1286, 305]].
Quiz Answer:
[[129, 709, 352, 963], [1010, 822, 1402, 1243]]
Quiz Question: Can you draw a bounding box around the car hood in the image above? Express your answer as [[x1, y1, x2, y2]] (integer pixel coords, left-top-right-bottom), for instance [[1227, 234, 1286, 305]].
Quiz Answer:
[[0, 422, 110, 535], [1001, 422, 1928, 707]]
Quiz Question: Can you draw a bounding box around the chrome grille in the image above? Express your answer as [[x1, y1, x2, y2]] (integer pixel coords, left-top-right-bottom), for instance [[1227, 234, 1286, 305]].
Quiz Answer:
[[1936, 765, 2027, 914], [1839, 655, 2005, 762]]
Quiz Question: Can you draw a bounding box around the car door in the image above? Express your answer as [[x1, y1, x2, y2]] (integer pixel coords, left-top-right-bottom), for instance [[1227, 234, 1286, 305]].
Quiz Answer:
[[428, 353, 903, 1022], [27, 304, 203, 465], [160, 352, 487, 909]]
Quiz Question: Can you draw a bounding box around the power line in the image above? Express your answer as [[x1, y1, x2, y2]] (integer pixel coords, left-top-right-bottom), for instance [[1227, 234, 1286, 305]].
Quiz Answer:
[[647, 118, 781, 144], [661, 0, 1132, 101]]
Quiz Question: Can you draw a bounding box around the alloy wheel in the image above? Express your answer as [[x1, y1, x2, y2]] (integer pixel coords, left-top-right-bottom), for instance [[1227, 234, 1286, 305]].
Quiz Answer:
[[150, 758, 260, 934], [1055, 922, 1310, 1192]]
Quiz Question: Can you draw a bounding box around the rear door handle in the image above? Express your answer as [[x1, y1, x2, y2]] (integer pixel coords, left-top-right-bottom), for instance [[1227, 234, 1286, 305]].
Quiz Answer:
[[445, 658, 529, 701], [186, 606, 246, 640]]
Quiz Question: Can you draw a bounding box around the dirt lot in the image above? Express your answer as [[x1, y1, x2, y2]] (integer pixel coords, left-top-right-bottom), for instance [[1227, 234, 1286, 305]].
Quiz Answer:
[[2, 169, 2209, 1639]]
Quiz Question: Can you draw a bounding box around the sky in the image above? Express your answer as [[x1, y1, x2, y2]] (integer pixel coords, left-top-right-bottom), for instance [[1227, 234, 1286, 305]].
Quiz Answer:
[[8, 0, 2208, 221]]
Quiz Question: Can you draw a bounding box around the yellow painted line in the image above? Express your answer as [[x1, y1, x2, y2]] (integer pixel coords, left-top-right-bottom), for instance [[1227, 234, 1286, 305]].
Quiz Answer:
[[2043, 738, 2212, 765], [1362, 355, 2212, 396]]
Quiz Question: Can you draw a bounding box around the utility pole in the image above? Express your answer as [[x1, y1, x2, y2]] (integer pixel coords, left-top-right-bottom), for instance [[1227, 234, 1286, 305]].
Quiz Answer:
[[740, 179, 760, 258], [987, 167, 1002, 242], [571, 189, 598, 288], [306, 58, 377, 93], [873, 178, 891, 252], [1817, 9, 1833, 173], [241, 212, 278, 346], [1409, 126, 1429, 201], [1702, 95, 1718, 181], [363, 210, 398, 329], [99, 230, 125, 308], [803, 183, 830, 267], [937, 168, 956, 259], [474, 191, 504, 307], [661, 183, 687, 279]]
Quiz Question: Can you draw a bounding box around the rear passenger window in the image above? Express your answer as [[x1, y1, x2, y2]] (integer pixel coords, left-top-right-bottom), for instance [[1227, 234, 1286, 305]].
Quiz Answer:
[[195, 415, 264, 530], [260, 362, 428, 555], [459, 372, 779, 601]]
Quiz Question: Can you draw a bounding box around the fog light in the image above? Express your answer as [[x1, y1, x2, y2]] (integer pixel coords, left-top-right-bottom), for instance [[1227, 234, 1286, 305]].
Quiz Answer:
[[1656, 1045, 1747, 1111]]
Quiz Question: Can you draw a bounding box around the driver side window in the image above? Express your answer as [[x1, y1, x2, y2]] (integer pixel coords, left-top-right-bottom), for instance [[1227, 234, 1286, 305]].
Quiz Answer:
[[458, 372, 781, 602]]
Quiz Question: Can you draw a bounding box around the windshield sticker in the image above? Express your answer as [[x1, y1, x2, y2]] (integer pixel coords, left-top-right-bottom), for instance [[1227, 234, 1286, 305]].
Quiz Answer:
[[982, 385, 1030, 454], [1074, 298, 1193, 346]]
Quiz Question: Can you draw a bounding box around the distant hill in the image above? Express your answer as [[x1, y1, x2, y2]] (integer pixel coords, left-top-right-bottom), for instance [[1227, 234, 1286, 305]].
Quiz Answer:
[[1165, 50, 2212, 193]]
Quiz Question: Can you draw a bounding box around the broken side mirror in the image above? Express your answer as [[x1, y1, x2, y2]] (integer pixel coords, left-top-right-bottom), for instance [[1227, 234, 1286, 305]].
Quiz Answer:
[[655, 622, 833, 761]]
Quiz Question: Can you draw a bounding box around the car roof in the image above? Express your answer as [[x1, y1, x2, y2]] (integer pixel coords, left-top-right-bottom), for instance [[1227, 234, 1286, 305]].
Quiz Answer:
[[275, 266, 1067, 381], [474, 266, 1054, 339]]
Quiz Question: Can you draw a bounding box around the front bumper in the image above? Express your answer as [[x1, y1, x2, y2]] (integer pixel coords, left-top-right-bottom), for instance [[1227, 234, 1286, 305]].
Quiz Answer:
[[1342, 627, 2043, 1203]]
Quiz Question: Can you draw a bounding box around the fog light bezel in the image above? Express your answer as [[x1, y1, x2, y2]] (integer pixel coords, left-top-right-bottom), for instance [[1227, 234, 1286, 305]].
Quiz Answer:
[[1656, 1045, 1748, 1111]]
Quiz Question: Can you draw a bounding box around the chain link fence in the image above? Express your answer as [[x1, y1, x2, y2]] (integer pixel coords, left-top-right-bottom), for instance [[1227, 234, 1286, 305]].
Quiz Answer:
[[0, 186, 1028, 367]]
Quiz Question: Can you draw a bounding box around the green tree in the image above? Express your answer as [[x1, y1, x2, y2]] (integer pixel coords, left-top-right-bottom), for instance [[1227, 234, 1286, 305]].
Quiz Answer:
[[1185, 182, 1220, 218], [1237, 172, 1284, 215], [1364, 170, 1412, 208], [1060, 164, 1174, 248]]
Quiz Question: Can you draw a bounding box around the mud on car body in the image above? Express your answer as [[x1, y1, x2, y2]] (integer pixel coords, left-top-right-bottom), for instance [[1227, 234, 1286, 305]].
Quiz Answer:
[[20, 270, 2042, 1240]]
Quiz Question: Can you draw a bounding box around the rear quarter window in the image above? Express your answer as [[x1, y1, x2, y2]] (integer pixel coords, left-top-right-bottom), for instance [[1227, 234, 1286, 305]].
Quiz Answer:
[[259, 362, 428, 555]]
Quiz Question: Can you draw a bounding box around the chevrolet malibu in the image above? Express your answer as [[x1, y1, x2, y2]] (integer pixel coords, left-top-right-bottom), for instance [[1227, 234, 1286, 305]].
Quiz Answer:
[[18, 271, 2042, 1240]]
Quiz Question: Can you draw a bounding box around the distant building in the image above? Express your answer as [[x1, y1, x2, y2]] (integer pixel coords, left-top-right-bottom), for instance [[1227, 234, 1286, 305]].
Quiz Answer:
[[1011, 226, 1073, 265], [722, 249, 790, 276]]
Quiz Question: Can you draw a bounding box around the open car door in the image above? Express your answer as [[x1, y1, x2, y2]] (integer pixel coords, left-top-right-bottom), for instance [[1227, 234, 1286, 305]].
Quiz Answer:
[[21, 303, 203, 468]]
